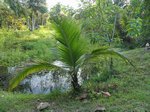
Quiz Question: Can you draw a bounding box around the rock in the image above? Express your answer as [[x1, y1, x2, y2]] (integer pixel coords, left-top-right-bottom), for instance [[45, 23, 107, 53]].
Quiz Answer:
[[102, 91, 111, 97], [94, 105, 106, 112], [37, 102, 50, 111], [145, 43, 150, 50], [146, 43, 149, 47]]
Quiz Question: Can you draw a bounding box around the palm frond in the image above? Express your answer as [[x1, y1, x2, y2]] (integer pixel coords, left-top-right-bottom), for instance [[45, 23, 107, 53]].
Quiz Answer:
[[8, 63, 59, 91], [77, 47, 134, 67], [52, 17, 86, 67]]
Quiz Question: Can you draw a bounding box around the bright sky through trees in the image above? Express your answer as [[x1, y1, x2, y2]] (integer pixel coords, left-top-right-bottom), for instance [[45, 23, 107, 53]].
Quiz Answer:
[[46, 0, 81, 9]]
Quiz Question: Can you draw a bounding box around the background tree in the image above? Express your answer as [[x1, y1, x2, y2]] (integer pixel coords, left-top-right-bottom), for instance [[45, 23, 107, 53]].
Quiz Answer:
[[0, 1, 12, 28], [76, 0, 122, 45], [49, 3, 75, 22], [3, 0, 48, 31], [4, 0, 26, 17], [26, 0, 48, 31]]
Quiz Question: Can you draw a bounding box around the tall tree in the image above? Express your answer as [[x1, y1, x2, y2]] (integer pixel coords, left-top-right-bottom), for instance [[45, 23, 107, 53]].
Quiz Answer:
[[4, 0, 48, 31], [27, 0, 48, 31], [4, 0, 26, 17], [77, 0, 120, 45], [0, 1, 11, 27]]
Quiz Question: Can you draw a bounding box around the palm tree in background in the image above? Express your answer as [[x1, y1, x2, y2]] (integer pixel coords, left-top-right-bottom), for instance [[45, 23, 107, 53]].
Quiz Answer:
[[27, 0, 48, 31], [9, 17, 132, 92], [4, 0, 48, 31]]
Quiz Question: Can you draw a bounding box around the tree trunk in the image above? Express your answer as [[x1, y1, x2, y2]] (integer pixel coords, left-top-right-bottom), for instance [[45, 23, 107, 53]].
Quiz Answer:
[[27, 17, 30, 30], [41, 15, 44, 26], [110, 57, 114, 75], [31, 13, 35, 31], [0, 19, 2, 28], [71, 71, 80, 91]]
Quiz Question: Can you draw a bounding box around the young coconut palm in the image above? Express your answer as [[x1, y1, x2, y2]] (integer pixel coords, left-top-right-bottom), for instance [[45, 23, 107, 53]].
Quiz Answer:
[[9, 17, 132, 92]]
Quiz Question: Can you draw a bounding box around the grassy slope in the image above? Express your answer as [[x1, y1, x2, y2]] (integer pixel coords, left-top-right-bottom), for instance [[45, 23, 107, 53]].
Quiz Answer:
[[0, 26, 56, 66], [0, 48, 149, 112]]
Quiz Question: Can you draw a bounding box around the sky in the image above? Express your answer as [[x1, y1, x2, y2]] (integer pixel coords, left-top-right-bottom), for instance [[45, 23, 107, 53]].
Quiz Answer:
[[46, 0, 81, 9]]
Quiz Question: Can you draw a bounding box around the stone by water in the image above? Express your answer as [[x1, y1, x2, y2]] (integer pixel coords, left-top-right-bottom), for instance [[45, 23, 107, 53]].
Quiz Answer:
[[8, 61, 82, 94], [21, 71, 71, 94]]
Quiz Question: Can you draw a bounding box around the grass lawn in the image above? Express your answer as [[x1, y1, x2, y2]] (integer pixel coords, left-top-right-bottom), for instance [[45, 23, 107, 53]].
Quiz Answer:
[[0, 48, 150, 112]]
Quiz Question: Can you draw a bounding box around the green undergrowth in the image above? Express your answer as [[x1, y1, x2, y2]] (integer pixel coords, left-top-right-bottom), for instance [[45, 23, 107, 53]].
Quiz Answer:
[[0, 48, 150, 112], [0, 26, 56, 66]]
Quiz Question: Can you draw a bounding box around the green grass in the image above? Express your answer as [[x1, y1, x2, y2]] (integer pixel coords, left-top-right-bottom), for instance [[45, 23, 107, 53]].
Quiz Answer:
[[0, 49, 150, 112], [0, 91, 40, 112], [0, 26, 56, 66]]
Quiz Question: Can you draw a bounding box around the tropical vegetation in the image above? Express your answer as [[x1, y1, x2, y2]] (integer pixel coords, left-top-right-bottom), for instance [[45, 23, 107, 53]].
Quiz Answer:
[[8, 17, 131, 92], [0, 0, 149, 111]]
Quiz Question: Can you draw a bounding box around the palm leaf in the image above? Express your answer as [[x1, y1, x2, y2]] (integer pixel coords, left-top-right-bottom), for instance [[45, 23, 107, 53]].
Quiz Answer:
[[52, 17, 86, 68], [8, 63, 59, 91], [77, 47, 134, 67]]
